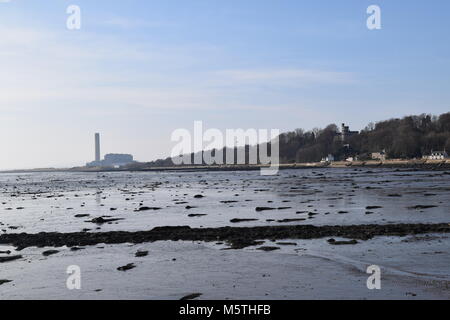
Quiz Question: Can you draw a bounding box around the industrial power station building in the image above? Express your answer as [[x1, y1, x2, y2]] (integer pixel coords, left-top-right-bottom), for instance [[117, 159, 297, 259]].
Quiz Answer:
[[86, 133, 135, 168]]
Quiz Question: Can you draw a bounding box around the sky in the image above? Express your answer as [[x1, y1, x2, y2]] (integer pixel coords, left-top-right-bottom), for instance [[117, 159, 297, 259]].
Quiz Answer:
[[0, 0, 449, 170]]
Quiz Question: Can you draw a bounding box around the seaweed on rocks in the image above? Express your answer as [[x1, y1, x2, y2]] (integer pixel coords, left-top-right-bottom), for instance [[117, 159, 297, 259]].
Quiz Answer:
[[1, 223, 449, 250]]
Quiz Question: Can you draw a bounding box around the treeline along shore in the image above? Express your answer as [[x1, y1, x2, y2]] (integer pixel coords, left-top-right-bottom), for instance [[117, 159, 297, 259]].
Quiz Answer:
[[135, 112, 450, 169], [3, 159, 450, 174], [70, 159, 450, 173]]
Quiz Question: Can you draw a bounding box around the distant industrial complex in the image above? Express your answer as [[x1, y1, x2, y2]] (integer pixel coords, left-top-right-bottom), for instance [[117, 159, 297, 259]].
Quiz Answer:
[[86, 133, 135, 168]]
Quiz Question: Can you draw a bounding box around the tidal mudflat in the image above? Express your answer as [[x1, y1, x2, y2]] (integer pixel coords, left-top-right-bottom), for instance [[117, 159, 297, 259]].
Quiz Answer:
[[0, 168, 449, 299]]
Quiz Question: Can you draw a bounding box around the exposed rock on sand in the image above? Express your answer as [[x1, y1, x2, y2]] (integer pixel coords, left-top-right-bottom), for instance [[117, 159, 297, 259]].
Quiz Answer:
[[74, 214, 90, 218], [180, 293, 202, 300], [0, 255, 22, 263], [1, 223, 449, 250], [255, 207, 276, 212], [327, 239, 358, 245], [135, 207, 162, 211], [42, 250, 59, 256], [277, 218, 306, 223], [230, 218, 258, 223], [117, 263, 136, 271], [87, 217, 124, 225], [257, 246, 281, 251], [135, 250, 148, 257], [407, 205, 438, 210]]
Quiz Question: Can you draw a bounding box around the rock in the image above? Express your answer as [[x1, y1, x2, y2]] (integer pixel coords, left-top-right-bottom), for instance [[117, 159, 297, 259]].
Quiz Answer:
[[327, 239, 358, 245], [257, 246, 281, 251], [255, 207, 276, 212], [180, 293, 202, 300], [117, 263, 136, 271], [230, 218, 258, 223], [0, 280, 12, 286], [277, 219, 306, 223], [366, 206, 383, 210], [136, 207, 162, 211], [135, 250, 148, 257], [88, 217, 124, 224], [407, 205, 437, 210], [42, 250, 59, 256], [74, 214, 90, 218], [0, 255, 22, 263], [194, 195, 204, 199], [276, 242, 297, 246]]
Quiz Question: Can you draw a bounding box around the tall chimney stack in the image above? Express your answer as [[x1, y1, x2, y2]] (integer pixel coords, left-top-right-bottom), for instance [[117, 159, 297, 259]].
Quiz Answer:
[[95, 133, 101, 162]]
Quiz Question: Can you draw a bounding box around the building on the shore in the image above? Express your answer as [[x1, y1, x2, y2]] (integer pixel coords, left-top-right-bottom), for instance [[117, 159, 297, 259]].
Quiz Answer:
[[86, 133, 135, 168], [103, 154, 134, 167], [346, 156, 358, 162], [340, 123, 359, 142], [372, 150, 387, 161], [424, 150, 449, 160], [321, 154, 335, 163]]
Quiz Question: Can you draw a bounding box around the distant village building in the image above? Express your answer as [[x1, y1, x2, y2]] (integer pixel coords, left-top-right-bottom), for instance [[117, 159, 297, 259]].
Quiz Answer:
[[425, 151, 449, 160], [340, 123, 359, 142], [372, 150, 387, 161], [321, 154, 335, 163]]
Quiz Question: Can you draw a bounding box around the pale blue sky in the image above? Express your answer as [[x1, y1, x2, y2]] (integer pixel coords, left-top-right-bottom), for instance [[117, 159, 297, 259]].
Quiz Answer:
[[1, 0, 449, 169]]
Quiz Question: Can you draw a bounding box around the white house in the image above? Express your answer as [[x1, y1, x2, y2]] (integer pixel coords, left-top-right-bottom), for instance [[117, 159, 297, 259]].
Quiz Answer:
[[321, 154, 335, 163], [426, 151, 449, 160], [372, 150, 386, 161]]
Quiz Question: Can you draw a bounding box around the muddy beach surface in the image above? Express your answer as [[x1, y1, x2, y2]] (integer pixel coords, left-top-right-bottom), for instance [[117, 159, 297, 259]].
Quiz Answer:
[[0, 168, 449, 299]]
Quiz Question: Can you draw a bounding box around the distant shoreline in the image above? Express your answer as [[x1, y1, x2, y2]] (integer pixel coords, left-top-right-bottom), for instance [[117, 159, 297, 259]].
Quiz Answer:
[[1, 159, 449, 174]]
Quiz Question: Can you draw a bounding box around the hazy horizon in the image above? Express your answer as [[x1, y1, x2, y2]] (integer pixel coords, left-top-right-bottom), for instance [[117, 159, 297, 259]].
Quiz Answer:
[[1, 0, 450, 170]]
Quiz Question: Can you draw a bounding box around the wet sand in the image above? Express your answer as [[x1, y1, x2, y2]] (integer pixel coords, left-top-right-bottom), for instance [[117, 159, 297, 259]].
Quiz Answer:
[[0, 168, 449, 299]]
